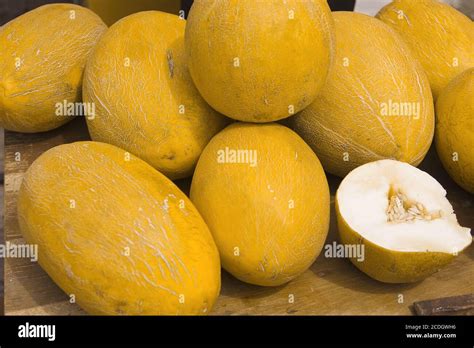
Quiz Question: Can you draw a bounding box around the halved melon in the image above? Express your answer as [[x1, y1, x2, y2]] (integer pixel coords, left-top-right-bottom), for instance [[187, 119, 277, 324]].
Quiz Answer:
[[336, 159, 472, 283]]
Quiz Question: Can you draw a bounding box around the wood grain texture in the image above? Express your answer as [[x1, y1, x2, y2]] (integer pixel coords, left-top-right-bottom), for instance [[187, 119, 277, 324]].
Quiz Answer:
[[0, 127, 3, 314], [4, 118, 474, 315]]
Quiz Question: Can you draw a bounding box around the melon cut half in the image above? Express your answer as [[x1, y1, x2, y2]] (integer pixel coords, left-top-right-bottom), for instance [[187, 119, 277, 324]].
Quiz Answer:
[[336, 159, 472, 283]]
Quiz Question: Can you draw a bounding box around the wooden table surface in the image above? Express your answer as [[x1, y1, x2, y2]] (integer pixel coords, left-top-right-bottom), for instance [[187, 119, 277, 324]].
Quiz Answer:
[[4, 118, 474, 315]]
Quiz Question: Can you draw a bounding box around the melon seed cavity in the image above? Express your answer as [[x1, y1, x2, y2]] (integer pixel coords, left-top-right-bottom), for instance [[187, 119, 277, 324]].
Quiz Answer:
[[386, 189, 442, 223]]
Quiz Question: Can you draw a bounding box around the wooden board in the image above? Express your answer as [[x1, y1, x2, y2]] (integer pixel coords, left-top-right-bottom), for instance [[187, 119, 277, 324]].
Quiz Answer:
[[4, 118, 474, 315], [1, 129, 4, 315]]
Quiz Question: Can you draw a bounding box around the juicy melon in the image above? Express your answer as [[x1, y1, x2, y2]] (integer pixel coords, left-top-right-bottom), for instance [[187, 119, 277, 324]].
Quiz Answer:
[[435, 68, 474, 193], [17, 141, 221, 315], [377, 0, 474, 100], [336, 159, 472, 283], [185, 0, 335, 122], [190, 123, 330, 286], [290, 12, 434, 177], [83, 11, 228, 180], [0, 4, 106, 132]]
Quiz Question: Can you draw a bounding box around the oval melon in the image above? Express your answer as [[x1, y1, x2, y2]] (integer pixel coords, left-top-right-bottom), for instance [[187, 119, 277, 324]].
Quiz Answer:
[[290, 12, 434, 178], [83, 11, 228, 180], [0, 4, 107, 133], [377, 0, 474, 100], [190, 123, 330, 286], [17, 141, 221, 315], [436, 68, 474, 193], [185, 0, 335, 122]]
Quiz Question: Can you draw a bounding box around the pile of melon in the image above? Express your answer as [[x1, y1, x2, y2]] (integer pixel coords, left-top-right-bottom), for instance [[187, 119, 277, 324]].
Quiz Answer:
[[0, 0, 472, 315]]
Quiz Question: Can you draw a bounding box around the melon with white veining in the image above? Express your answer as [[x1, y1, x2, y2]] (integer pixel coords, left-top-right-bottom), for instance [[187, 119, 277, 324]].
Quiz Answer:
[[185, 0, 335, 122], [290, 12, 434, 178], [377, 0, 474, 99], [436, 68, 474, 193], [83, 11, 228, 180], [0, 4, 106, 132], [190, 123, 330, 286], [17, 141, 221, 315]]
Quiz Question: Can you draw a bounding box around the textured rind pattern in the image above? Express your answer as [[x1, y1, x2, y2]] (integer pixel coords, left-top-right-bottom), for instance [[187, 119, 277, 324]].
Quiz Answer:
[[377, 0, 474, 99], [291, 12, 434, 178], [435, 68, 474, 193], [17, 141, 221, 315], [0, 4, 107, 132], [185, 0, 335, 122], [83, 11, 228, 180], [190, 123, 330, 286]]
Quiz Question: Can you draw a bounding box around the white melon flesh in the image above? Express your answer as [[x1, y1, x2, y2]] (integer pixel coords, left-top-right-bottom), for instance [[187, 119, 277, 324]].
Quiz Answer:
[[337, 160, 472, 254]]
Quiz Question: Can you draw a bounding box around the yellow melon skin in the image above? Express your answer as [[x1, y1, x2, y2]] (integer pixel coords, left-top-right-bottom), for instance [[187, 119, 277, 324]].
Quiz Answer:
[[377, 0, 474, 100], [336, 199, 456, 283], [190, 123, 330, 286], [290, 12, 434, 178], [185, 0, 335, 123], [436, 68, 474, 193], [0, 4, 107, 133], [17, 142, 221, 315], [83, 11, 228, 180]]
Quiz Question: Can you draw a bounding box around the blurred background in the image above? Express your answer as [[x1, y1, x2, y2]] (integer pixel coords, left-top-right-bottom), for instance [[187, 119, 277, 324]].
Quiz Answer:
[[0, 0, 472, 26], [0, 0, 192, 25]]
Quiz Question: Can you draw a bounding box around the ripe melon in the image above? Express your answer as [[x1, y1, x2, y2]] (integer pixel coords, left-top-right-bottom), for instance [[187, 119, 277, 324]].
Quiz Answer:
[[290, 12, 434, 178], [436, 68, 474, 193], [190, 123, 330, 286], [377, 0, 474, 100], [0, 4, 106, 133], [17, 141, 221, 315], [336, 159, 471, 283], [185, 0, 335, 122], [83, 11, 228, 180]]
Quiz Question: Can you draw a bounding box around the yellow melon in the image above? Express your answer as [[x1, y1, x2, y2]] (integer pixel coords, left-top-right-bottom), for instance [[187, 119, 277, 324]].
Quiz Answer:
[[0, 4, 106, 133], [17, 141, 221, 315], [84, 11, 228, 180], [290, 12, 434, 178], [190, 123, 330, 286], [436, 68, 474, 193], [377, 0, 474, 100], [336, 159, 471, 283], [185, 0, 335, 122]]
